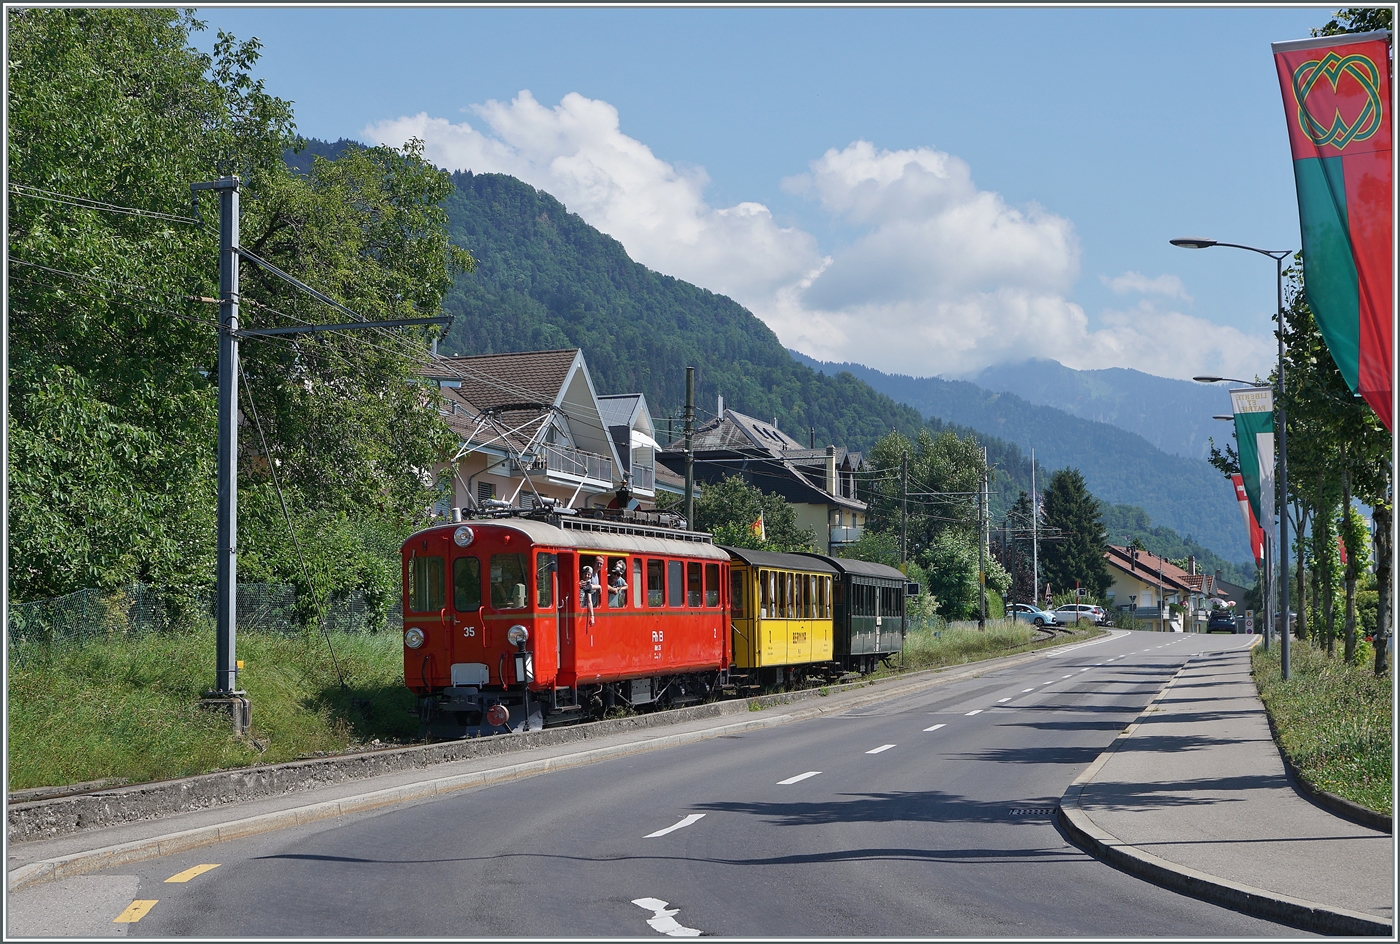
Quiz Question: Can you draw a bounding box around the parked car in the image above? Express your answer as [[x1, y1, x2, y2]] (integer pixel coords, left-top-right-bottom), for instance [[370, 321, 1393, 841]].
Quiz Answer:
[[1010, 603, 1058, 627], [1206, 609, 1239, 633], [1054, 603, 1111, 626]]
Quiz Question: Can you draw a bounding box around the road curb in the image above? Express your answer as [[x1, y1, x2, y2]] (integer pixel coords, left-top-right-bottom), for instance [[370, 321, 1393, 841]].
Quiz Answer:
[[8, 636, 1092, 893], [1057, 653, 1393, 937]]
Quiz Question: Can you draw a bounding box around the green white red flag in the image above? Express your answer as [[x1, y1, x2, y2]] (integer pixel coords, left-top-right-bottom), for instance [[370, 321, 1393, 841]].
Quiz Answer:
[[1230, 386, 1275, 540], [1273, 30, 1393, 430]]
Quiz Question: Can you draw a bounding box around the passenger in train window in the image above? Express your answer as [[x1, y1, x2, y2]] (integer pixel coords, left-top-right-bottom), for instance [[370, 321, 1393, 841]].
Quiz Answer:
[[581, 564, 600, 625], [608, 559, 629, 607]]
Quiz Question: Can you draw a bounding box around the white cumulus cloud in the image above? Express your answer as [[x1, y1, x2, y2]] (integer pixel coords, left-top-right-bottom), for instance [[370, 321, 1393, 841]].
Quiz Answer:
[[1101, 270, 1193, 302], [364, 92, 823, 307], [366, 95, 1273, 383]]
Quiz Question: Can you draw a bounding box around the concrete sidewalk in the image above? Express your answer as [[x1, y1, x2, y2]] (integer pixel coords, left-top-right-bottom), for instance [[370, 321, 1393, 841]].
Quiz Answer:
[[1060, 642, 1394, 937]]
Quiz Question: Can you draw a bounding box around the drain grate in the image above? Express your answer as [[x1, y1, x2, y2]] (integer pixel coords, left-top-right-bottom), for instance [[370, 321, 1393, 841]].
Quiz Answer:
[[1008, 807, 1058, 816]]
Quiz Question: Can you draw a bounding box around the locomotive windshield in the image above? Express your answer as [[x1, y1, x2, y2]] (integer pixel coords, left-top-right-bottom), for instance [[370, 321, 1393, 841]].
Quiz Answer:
[[490, 553, 530, 610], [409, 556, 445, 612]]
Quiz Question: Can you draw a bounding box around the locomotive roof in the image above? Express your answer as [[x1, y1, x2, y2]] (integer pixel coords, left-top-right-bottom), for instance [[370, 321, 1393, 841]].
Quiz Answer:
[[719, 547, 839, 574], [793, 552, 907, 582], [413, 517, 730, 561]]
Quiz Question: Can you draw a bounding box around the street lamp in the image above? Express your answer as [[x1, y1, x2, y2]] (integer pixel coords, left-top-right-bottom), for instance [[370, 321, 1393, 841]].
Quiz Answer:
[[1177, 238, 1292, 680]]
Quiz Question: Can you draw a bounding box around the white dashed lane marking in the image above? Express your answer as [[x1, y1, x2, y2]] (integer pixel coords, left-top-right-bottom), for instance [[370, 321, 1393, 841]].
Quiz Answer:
[[866, 744, 896, 754], [998, 697, 1012, 703], [645, 814, 706, 838], [1021, 688, 1034, 693], [777, 771, 821, 785], [966, 709, 982, 716], [923, 723, 946, 732]]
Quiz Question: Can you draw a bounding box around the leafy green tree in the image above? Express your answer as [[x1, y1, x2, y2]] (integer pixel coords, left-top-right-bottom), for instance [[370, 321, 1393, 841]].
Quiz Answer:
[[1039, 469, 1111, 598], [7, 9, 470, 616], [689, 475, 815, 552]]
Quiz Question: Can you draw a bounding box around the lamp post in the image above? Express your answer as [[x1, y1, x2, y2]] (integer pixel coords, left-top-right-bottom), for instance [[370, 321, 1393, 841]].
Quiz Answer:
[[1175, 237, 1292, 680]]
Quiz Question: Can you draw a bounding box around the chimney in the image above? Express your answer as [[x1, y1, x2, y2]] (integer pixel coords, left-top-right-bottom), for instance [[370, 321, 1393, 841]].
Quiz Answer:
[[825, 445, 837, 496], [1188, 555, 1196, 576], [717, 393, 724, 417]]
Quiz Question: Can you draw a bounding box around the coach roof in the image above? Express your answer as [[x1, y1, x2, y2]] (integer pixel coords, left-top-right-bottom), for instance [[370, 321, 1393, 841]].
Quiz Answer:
[[412, 518, 730, 562], [719, 547, 839, 573]]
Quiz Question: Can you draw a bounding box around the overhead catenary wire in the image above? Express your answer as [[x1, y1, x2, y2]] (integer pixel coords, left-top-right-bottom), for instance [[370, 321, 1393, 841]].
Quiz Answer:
[[9, 182, 202, 224]]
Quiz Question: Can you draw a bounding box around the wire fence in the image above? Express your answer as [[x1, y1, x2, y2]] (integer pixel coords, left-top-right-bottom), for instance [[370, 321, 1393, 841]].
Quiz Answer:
[[6, 583, 402, 662]]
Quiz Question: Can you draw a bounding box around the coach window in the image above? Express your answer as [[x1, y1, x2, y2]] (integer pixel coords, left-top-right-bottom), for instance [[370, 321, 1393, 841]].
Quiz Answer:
[[648, 559, 665, 607], [409, 555, 445, 613], [607, 556, 628, 608], [453, 556, 482, 612], [687, 562, 702, 607], [668, 560, 685, 607], [490, 553, 530, 610], [777, 572, 788, 619], [632, 558, 643, 608], [824, 576, 832, 618], [758, 570, 770, 618], [731, 570, 747, 619], [535, 553, 556, 608], [704, 563, 720, 607]]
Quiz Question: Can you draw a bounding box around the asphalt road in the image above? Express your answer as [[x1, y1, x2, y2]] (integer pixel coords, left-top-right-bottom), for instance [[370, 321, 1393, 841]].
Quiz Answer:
[[12, 629, 1305, 938]]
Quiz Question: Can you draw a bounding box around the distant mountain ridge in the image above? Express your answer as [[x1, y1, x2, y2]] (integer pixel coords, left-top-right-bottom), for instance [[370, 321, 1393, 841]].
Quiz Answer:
[[790, 353, 1249, 565], [285, 138, 1252, 569], [972, 358, 1233, 461]]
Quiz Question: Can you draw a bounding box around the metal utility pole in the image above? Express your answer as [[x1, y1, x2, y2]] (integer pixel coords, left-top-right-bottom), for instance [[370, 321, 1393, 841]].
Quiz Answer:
[[193, 176, 450, 734], [683, 366, 695, 527], [1031, 448, 1040, 608], [978, 447, 987, 629], [900, 450, 908, 565]]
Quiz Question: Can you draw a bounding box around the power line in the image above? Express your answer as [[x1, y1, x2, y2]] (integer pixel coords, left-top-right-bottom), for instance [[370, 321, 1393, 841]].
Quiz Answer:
[[9, 182, 201, 224], [7, 258, 223, 332]]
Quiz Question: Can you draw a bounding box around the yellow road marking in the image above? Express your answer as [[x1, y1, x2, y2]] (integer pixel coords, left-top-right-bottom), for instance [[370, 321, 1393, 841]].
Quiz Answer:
[[166, 863, 220, 883], [114, 900, 158, 923]]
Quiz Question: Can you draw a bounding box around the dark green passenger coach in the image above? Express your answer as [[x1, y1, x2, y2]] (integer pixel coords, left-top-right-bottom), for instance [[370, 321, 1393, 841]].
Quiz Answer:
[[798, 554, 907, 673]]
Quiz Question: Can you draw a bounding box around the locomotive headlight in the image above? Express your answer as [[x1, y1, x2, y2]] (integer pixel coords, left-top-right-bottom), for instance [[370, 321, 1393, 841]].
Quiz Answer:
[[453, 525, 475, 547], [506, 624, 529, 647], [404, 626, 426, 649]]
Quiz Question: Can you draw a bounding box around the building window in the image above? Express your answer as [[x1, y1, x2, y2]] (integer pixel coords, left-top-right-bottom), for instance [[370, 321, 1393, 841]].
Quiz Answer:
[[477, 481, 495, 504]]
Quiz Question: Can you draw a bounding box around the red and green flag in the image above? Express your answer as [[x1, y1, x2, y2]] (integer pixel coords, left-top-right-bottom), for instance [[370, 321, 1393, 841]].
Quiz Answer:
[[1273, 31, 1394, 431]]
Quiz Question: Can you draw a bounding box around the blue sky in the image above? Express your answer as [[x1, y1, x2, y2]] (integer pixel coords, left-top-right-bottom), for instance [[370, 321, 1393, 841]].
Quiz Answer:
[[194, 5, 1329, 382]]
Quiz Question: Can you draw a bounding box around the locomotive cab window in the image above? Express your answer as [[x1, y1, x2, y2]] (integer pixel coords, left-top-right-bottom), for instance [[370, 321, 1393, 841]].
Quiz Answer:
[[535, 553, 556, 608], [704, 563, 720, 607], [607, 556, 628, 608], [408, 555, 445, 613], [453, 556, 481, 612], [490, 553, 529, 610], [648, 559, 665, 607], [668, 560, 684, 607], [687, 562, 702, 607]]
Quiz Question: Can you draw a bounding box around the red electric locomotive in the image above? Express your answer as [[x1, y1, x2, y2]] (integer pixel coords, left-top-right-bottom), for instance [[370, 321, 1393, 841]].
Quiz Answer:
[[402, 507, 731, 737]]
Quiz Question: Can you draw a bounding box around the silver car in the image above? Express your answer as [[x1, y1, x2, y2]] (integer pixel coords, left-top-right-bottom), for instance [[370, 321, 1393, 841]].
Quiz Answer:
[[1054, 603, 1110, 626]]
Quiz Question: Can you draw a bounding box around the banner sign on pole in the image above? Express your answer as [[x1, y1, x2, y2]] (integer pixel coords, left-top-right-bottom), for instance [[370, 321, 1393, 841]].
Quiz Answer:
[[1231, 387, 1276, 534], [1231, 473, 1267, 567], [1273, 30, 1393, 431]]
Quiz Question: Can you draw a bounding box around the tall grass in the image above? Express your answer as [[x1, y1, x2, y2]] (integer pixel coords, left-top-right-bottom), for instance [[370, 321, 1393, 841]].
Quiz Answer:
[[1253, 639, 1392, 814], [7, 628, 415, 791], [895, 618, 1079, 673]]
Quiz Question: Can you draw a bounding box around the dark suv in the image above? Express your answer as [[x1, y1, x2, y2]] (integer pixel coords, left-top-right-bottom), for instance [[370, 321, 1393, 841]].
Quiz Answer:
[[1206, 610, 1238, 633]]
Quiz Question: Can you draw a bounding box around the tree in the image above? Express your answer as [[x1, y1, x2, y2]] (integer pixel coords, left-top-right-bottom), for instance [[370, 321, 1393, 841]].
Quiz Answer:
[[689, 475, 816, 553], [7, 9, 471, 615], [1039, 469, 1111, 598]]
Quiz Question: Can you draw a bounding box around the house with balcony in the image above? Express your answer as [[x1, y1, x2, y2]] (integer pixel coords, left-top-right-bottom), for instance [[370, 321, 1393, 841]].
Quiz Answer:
[[1103, 545, 1207, 632], [424, 348, 640, 513], [657, 407, 867, 554]]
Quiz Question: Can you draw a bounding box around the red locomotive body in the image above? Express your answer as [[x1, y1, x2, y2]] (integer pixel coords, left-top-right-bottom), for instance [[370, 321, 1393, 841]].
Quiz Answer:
[[402, 513, 730, 735]]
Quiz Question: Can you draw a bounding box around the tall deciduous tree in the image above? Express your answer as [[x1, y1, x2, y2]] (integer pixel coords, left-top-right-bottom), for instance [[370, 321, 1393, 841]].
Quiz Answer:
[[7, 9, 471, 613], [1039, 469, 1111, 599], [689, 475, 815, 553]]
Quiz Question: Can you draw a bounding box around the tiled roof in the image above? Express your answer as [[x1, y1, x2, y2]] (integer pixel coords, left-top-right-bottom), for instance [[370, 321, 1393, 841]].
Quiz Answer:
[[429, 349, 579, 412], [1105, 545, 1195, 593]]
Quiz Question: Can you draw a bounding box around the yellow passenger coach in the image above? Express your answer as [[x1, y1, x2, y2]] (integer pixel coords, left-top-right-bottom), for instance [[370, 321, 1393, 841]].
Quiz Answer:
[[722, 547, 839, 686]]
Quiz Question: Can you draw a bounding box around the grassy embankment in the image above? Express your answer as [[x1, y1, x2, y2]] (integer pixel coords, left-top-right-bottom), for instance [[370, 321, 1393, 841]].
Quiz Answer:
[[1253, 639, 1393, 815], [7, 629, 413, 792], [8, 619, 1096, 792]]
